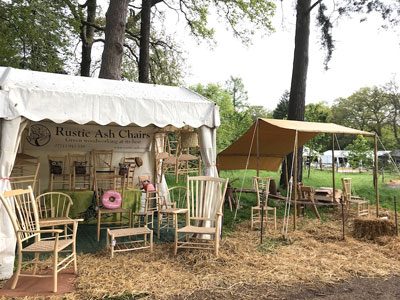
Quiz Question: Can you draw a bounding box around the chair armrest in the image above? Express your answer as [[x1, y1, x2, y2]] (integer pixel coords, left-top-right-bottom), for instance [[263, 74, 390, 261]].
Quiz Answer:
[[18, 229, 63, 234], [171, 208, 188, 215]]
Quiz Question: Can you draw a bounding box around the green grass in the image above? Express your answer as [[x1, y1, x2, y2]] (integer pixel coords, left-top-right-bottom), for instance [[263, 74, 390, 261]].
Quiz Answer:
[[166, 169, 400, 233]]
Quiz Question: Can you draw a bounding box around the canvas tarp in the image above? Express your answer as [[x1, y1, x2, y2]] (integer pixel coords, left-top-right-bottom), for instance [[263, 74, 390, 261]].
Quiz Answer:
[[217, 118, 374, 171]]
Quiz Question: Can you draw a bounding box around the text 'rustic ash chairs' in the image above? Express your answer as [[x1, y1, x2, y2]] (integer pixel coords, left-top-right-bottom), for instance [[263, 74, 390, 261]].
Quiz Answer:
[[174, 176, 229, 256], [68, 153, 91, 190], [297, 183, 321, 219], [48, 155, 71, 191], [157, 186, 188, 237], [0, 187, 80, 293], [341, 178, 369, 217], [251, 177, 277, 230]]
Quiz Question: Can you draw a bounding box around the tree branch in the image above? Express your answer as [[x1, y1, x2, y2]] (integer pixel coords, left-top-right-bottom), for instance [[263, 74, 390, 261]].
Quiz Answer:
[[308, 0, 323, 14]]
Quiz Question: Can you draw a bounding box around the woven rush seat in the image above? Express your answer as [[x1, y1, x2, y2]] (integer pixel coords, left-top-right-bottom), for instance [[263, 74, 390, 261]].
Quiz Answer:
[[39, 217, 74, 227], [108, 227, 151, 238], [23, 239, 73, 252], [99, 207, 128, 214], [177, 225, 216, 235]]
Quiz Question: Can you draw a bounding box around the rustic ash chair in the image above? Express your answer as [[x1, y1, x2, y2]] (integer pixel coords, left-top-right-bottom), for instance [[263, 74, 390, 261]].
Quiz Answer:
[[68, 153, 91, 190], [48, 155, 71, 191], [91, 150, 122, 190], [341, 178, 369, 217], [0, 187, 80, 293], [10, 155, 41, 194], [251, 177, 277, 230], [174, 176, 229, 256], [35, 192, 74, 235], [157, 186, 188, 237], [297, 183, 321, 219]]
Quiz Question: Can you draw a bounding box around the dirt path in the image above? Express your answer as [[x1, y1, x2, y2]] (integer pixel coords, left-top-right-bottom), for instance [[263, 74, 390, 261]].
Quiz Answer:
[[168, 276, 400, 300]]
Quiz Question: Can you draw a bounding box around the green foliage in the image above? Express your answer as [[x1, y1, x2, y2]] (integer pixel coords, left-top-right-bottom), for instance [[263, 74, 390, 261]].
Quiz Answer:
[[181, 0, 276, 44], [0, 0, 76, 73], [192, 80, 270, 151], [272, 90, 289, 119], [346, 135, 373, 170], [304, 102, 332, 153]]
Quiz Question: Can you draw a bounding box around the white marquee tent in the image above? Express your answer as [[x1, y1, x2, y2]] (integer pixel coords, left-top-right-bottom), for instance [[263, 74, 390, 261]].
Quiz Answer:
[[0, 67, 220, 279]]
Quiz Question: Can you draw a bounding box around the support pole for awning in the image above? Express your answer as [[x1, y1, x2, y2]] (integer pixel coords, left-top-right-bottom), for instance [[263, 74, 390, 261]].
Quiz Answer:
[[256, 119, 260, 177], [374, 133, 379, 217], [293, 131, 298, 230], [331, 134, 336, 210]]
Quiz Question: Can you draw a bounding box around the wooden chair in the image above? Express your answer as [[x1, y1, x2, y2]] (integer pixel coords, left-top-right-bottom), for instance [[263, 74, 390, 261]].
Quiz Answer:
[[91, 150, 122, 190], [48, 155, 71, 191], [341, 178, 369, 217], [68, 153, 91, 190], [297, 183, 321, 219], [119, 157, 141, 189], [174, 176, 229, 256], [157, 186, 188, 237], [10, 157, 41, 194], [132, 189, 155, 230], [0, 187, 80, 293], [35, 192, 74, 235], [251, 177, 277, 230]]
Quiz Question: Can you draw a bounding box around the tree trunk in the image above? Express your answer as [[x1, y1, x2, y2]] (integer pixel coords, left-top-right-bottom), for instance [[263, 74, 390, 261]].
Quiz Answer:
[[99, 0, 129, 80], [80, 0, 97, 77], [138, 0, 151, 83], [280, 0, 311, 187]]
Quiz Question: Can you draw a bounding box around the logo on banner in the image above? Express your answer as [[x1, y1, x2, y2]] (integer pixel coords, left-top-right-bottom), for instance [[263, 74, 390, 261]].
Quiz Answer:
[[26, 124, 51, 147]]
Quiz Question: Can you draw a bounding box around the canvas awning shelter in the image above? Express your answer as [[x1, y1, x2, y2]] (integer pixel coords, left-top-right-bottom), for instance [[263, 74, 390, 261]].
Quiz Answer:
[[218, 118, 378, 235], [217, 118, 374, 171], [0, 67, 220, 279]]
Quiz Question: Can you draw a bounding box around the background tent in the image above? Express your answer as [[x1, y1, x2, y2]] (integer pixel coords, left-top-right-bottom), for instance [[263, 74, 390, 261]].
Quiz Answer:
[[0, 67, 220, 279], [217, 118, 374, 171]]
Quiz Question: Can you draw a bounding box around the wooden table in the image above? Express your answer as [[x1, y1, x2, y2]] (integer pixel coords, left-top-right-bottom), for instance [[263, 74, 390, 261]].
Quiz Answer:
[[315, 187, 342, 203]]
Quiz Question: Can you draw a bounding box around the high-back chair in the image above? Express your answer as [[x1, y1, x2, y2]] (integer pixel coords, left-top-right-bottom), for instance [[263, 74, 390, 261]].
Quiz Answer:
[[0, 187, 80, 293], [251, 177, 277, 230], [48, 155, 71, 191], [341, 178, 369, 217], [68, 153, 91, 190], [157, 186, 188, 237], [174, 176, 229, 256]]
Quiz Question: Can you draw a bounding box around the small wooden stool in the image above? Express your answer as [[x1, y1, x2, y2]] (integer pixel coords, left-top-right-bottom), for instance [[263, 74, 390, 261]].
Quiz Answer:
[[107, 227, 153, 258]]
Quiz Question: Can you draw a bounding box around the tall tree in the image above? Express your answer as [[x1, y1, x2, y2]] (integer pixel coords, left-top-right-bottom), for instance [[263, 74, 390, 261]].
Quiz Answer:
[[273, 90, 290, 119], [138, 0, 151, 83], [99, 0, 129, 80]]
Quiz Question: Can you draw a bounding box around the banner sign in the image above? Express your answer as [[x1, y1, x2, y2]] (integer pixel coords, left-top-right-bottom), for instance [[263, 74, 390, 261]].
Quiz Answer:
[[24, 122, 153, 153]]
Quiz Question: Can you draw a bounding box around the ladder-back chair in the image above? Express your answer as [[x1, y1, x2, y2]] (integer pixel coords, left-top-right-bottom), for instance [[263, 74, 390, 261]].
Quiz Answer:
[[48, 155, 71, 191], [341, 178, 369, 217], [297, 183, 321, 219], [68, 153, 91, 190], [0, 187, 80, 293], [174, 176, 229, 256], [251, 177, 277, 230]]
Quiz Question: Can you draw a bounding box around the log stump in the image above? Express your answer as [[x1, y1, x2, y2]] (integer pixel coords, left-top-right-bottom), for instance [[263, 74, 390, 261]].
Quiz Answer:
[[353, 217, 396, 240]]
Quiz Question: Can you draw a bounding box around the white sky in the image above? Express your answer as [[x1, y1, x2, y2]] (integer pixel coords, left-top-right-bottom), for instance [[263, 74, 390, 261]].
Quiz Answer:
[[167, 3, 400, 110]]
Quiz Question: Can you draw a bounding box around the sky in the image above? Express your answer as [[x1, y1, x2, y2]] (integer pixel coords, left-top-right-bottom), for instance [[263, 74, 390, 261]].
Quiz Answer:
[[167, 3, 400, 110]]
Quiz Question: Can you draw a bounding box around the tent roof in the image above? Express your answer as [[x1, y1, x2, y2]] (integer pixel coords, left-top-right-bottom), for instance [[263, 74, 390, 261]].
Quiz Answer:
[[0, 67, 219, 128], [217, 118, 374, 171]]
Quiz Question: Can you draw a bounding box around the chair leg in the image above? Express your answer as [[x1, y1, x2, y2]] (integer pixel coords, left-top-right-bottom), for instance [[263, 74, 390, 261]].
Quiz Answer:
[[11, 251, 22, 289], [250, 208, 254, 230], [274, 208, 277, 230], [53, 251, 58, 293], [33, 252, 39, 275], [150, 230, 153, 252], [97, 210, 101, 242], [174, 230, 178, 255]]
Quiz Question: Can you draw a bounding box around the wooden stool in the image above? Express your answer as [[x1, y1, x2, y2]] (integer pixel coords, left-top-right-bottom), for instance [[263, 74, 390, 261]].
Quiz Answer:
[[107, 227, 153, 258]]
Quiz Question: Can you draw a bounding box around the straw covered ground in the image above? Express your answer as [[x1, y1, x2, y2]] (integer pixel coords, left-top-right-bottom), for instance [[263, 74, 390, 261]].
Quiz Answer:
[[13, 214, 397, 300]]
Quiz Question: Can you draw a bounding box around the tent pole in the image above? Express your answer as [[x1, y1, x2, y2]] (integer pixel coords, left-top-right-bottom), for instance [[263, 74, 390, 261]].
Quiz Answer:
[[374, 133, 379, 217], [293, 131, 298, 230], [332, 134, 336, 207], [256, 119, 260, 177]]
